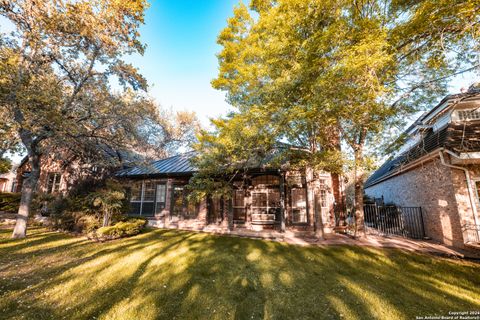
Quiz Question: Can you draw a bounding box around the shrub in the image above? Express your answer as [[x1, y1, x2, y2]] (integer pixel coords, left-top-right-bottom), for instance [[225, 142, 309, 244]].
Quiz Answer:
[[0, 192, 21, 212], [94, 218, 147, 240], [76, 214, 101, 233], [90, 180, 127, 227]]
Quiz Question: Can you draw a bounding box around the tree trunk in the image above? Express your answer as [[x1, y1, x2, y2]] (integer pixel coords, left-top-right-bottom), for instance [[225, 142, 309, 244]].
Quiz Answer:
[[102, 210, 111, 227], [12, 153, 41, 239], [315, 194, 325, 240], [353, 148, 365, 238], [330, 125, 344, 224], [279, 172, 286, 232]]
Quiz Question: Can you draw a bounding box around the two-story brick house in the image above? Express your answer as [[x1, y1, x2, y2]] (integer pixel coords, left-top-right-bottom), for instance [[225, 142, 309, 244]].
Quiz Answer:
[[365, 86, 480, 248]]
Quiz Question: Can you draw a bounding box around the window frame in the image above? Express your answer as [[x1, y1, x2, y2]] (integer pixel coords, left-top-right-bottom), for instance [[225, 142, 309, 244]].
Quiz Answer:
[[155, 183, 167, 213], [46, 172, 61, 194], [129, 180, 163, 217], [232, 189, 246, 221], [290, 187, 308, 224], [170, 184, 198, 219]]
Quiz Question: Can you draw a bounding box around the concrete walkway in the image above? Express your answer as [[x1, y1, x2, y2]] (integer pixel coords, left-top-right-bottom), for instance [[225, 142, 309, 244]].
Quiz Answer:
[[205, 228, 480, 260]]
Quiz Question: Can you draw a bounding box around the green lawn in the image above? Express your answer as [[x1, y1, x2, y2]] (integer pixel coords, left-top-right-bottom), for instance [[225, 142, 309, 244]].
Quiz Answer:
[[0, 227, 479, 320]]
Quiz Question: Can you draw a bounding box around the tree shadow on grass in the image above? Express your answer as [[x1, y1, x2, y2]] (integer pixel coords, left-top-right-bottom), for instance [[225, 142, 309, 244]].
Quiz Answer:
[[1, 227, 480, 320]]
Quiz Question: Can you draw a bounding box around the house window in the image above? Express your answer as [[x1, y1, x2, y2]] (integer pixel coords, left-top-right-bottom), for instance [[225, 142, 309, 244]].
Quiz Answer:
[[131, 182, 143, 201], [252, 175, 280, 187], [458, 109, 480, 121], [185, 192, 198, 218], [232, 189, 246, 221], [155, 184, 167, 213], [171, 186, 184, 217], [251, 190, 280, 223], [319, 189, 328, 208], [319, 179, 326, 189], [209, 196, 224, 223], [171, 185, 198, 219], [291, 188, 307, 223], [129, 181, 157, 216], [46, 173, 61, 194]]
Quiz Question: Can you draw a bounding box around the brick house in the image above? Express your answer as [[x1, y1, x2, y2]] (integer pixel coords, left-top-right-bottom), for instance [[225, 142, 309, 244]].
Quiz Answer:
[[0, 165, 17, 193], [365, 87, 480, 248], [116, 152, 344, 234], [15, 148, 138, 195]]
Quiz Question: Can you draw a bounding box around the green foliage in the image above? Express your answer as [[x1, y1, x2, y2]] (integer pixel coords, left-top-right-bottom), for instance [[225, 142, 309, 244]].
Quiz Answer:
[[0, 192, 20, 212], [50, 211, 101, 234], [90, 179, 127, 227], [0, 158, 11, 174], [95, 218, 147, 240], [207, 0, 480, 225]]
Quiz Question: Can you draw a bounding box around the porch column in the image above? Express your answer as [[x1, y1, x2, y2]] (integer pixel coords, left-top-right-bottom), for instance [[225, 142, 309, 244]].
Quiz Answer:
[[279, 172, 286, 232], [227, 197, 234, 231], [165, 179, 173, 224]]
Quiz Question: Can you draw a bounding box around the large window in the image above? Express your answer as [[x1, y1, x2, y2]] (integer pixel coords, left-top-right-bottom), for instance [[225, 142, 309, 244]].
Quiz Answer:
[[291, 188, 307, 223], [171, 185, 198, 219], [251, 190, 280, 223], [129, 181, 164, 216], [46, 172, 61, 194]]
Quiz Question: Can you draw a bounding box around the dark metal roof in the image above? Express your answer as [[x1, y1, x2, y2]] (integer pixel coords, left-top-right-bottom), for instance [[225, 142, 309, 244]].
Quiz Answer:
[[115, 152, 197, 177], [365, 126, 448, 188]]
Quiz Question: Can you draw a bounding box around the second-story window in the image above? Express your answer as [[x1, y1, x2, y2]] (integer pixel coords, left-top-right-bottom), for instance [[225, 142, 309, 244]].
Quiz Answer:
[[46, 172, 61, 194]]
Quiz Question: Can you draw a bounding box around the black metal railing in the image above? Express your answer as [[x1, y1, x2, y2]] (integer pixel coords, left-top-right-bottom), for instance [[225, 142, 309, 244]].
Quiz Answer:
[[364, 204, 425, 239]]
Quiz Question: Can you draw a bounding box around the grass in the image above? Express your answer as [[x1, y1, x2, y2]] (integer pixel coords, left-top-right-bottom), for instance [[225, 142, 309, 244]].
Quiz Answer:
[[0, 227, 479, 320]]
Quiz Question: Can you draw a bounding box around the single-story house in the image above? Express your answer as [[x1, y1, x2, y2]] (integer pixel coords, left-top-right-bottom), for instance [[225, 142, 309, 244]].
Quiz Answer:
[[116, 151, 344, 234], [365, 86, 480, 248]]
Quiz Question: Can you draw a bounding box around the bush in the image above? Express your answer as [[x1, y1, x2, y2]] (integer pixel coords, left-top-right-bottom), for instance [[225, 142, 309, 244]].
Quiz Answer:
[[94, 218, 147, 240], [0, 192, 21, 212]]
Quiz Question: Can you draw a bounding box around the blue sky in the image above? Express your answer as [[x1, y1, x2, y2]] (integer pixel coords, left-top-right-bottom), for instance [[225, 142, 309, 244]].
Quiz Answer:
[[131, 0, 475, 125], [126, 0, 240, 125], [1, 1, 477, 163]]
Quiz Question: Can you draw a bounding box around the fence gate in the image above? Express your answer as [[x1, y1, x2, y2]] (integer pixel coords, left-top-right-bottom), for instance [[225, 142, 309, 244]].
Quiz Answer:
[[364, 204, 425, 239]]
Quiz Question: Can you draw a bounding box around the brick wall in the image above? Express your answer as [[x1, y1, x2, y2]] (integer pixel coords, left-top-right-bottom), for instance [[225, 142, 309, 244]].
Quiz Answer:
[[365, 157, 467, 247]]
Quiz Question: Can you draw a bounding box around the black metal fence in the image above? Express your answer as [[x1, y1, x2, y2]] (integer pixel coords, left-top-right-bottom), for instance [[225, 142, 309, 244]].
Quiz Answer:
[[364, 204, 425, 239]]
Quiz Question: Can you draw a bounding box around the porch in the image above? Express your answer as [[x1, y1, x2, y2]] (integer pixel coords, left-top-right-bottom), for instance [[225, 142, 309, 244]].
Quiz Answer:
[[125, 171, 335, 233]]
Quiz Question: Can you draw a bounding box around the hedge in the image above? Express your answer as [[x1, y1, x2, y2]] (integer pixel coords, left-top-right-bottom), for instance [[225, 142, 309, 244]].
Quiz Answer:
[[94, 218, 147, 240], [0, 193, 21, 213]]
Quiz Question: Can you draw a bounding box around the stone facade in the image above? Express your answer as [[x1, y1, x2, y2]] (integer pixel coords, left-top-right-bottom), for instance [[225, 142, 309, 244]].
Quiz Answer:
[[365, 155, 480, 248]]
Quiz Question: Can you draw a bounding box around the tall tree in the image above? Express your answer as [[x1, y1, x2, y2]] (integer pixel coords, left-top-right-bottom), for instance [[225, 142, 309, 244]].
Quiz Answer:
[[210, 0, 480, 236], [0, 0, 153, 238]]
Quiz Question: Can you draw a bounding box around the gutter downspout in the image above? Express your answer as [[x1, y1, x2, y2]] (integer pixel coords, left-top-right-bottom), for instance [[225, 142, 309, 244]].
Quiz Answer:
[[438, 150, 480, 240]]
